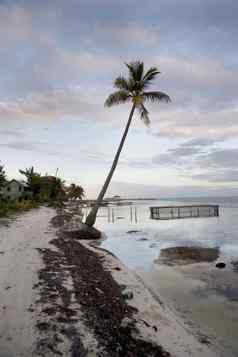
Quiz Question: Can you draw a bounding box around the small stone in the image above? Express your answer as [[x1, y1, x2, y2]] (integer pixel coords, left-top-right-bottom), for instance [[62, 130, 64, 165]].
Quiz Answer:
[[216, 262, 226, 269], [114, 267, 121, 271], [122, 290, 133, 300], [198, 334, 210, 344], [120, 317, 134, 328]]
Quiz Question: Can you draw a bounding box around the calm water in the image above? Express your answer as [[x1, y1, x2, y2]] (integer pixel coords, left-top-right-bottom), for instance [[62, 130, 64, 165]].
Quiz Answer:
[[90, 197, 238, 357]]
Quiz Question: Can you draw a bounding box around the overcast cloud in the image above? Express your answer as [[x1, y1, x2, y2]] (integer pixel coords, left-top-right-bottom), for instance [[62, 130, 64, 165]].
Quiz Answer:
[[1, 0, 238, 196]]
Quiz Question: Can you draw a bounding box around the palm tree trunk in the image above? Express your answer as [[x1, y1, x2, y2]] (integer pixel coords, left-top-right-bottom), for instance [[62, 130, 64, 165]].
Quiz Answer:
[[85, 104, 136, 227]]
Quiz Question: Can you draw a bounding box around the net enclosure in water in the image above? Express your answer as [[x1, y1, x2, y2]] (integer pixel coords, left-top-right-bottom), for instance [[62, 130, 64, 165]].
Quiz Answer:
[[150, 205, 219, 220]]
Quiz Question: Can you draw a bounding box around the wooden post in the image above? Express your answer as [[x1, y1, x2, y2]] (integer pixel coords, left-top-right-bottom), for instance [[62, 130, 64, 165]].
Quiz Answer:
[[135, 207, 138, 223], [171, 208, 173, 219], [130, 206, 133, 222], [108, 207, 110, 222]]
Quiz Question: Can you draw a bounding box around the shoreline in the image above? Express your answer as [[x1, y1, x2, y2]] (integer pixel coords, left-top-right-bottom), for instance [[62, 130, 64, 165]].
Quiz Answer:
[[0, 207, 225, 356], [35, 211, 170, 356], [84, 241, 224, 357], [35, 208, 224, 356]]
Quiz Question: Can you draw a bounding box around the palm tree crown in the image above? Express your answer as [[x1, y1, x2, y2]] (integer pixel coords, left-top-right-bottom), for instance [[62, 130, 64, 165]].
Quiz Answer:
[[105, 61, 171, 126]]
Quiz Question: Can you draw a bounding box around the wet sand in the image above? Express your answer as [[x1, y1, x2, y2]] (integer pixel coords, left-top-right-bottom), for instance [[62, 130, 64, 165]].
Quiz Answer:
[[139, 260, 238, 357]]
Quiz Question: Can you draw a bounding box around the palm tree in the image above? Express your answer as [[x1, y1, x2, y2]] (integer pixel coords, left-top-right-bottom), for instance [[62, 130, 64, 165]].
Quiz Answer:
[[19, 166, 41, 199], [0, 164, 6, 189], [85, 60, 171, 227], [67, 183, 85, 200]]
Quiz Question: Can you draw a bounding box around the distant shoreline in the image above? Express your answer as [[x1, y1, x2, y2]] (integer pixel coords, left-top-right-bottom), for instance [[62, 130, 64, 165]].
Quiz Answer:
[[81, 198, 158, 204]]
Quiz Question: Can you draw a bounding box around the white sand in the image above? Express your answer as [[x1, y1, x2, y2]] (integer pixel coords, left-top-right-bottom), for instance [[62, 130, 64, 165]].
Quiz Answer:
[[0, 207, 58, 357], [0, 208, 101, 357]]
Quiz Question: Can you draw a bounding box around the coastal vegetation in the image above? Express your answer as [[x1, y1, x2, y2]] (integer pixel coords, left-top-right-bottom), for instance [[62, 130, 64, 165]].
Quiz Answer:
[[86, 60, 171, 226], [0, 164, 6, 188], [19, 167, 66, 203], [0, 199, 38, 217], [0, 164, 84, 217], [67, 183, 85, 201]]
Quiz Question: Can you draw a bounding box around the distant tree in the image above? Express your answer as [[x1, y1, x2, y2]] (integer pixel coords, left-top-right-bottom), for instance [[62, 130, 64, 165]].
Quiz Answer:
[[67, 183, 85, 200], [49, 177, 66, 202], [19, 166, 41, 198], [39, 176, 66, 203], [0, 164, 6, 189], [85, 60, 171, 227], [19, 167, 68, 204], [0, 164, 6, 203]]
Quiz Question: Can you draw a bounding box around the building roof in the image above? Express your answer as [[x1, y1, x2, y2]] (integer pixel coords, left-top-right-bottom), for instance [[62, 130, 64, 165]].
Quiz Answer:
[[3, 179, 31, 188]]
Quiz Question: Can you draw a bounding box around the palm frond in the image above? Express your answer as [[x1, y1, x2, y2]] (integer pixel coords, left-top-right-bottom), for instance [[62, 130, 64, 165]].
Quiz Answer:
[[143, 67, 160, 83], [135, 61, 144, 81], [127, 77, 137, 92], [114, 76, 130, 91], [143, 91, 171, 103], [125, 61, 144, 81], [138, 104, 151, 127], [104, 91, 131, 107]]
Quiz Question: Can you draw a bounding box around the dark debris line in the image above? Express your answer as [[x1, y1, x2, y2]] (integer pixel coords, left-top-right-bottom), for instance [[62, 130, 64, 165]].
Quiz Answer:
[[34, 245, 88, 357], [34, 214, 170, 357]]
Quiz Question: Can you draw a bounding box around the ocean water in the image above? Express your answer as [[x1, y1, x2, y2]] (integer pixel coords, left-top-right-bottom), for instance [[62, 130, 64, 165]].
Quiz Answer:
[[93, 197, 238, 269], [90, 196, 238, 357]]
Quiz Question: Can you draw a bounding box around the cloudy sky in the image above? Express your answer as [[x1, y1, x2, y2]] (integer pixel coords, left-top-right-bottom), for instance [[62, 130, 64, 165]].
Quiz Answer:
[[1, 0, 238, 198]]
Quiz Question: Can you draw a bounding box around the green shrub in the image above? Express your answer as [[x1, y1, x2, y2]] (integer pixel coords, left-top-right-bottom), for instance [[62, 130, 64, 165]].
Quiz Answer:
[[0, 199, 39, 217]]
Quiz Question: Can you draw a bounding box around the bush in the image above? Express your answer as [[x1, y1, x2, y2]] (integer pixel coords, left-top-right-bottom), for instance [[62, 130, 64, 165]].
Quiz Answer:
[[0, 199, 38, 217]]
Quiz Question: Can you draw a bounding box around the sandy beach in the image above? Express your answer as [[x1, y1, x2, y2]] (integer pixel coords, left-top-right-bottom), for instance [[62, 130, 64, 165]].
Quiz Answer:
[[0, 207, 60, 356], [0, 206, 227, 356]]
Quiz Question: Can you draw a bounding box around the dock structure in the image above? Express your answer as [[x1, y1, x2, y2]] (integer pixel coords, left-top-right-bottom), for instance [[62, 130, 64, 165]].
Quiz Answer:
[[150, 205, 219, 220]]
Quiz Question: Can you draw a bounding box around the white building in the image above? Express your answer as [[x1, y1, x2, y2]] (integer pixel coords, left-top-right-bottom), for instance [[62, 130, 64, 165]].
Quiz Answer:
[[0, 180, 33, 201]]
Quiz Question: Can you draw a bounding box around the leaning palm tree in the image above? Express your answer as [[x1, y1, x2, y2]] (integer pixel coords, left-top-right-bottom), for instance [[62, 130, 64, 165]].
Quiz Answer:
[[85, 61, 171, 227]]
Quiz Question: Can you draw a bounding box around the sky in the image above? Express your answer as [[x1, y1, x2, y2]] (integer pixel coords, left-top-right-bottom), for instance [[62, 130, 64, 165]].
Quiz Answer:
[[1, 0, 238, 198]]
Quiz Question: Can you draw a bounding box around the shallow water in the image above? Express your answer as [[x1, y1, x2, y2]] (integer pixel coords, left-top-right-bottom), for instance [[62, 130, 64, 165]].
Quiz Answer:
[[91, 197, 238, 357]]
